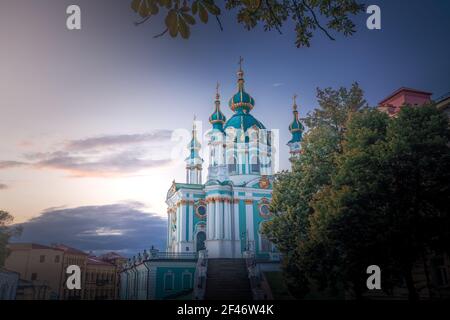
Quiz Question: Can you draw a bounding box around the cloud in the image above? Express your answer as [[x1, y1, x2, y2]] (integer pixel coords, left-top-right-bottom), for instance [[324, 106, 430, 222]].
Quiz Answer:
[[0, 161, 27, 169], [12, 202, 167, 256], [65, 131, 173, 151], [0, 183, 8, 190], [0, 130, 176, 177]]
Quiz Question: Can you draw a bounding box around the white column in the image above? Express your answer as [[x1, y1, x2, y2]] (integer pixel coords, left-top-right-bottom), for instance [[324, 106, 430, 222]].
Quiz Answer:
[[207, 200, 214, 240], [176, 205, 181, 243], [180, 204, 186, 244], [245, 199, 254, 244], [189, 202, 194, 241], [215, 200, 221, 240], [224, 201, 231, 240], [233, 200, 240, 241]]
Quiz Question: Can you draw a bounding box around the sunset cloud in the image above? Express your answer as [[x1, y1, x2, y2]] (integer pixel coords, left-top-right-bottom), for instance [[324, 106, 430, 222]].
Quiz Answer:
[[13, 202, 167, 256], [0, 130, 177, 177], [0, 161, 27, 169], [0, 183, 8, 190], [65, 131, 173, 151]]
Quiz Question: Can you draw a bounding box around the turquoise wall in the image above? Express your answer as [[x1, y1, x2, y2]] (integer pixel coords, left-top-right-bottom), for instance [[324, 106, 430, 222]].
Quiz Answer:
[[155, 266, 196, 300]]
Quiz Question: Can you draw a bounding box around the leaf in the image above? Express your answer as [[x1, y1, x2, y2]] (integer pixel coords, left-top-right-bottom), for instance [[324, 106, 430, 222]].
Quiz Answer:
[[158, 0, 172, 8], [181, 13, 196, 25], [165, 10, 178, 37], [199, 4, 208, 23], [149, 1, 160, 15], [203, 1, 221, 15], [178, 17, 191, 39], [138, 1, 150, 18], [192, 1, 198, 15], [131, 0, 141, 12]]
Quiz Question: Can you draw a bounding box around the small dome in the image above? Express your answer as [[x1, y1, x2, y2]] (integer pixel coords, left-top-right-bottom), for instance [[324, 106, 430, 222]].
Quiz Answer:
[[209, 84, 227, 130], [288, 96, 304, 144], [289, 117, 304, 133], [228, 90, 255, 113], [209, 109, 226, 123]]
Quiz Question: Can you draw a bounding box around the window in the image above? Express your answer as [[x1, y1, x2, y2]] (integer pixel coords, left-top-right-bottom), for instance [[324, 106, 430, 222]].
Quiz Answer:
[[39, 255, 45, 263], [31, 273, 38, 281], [182, 273, 192, 290], [227, 155, 237, 174], [250, 155, 260, 173], [164, 273, 174, 291], [54, 255, 60, 263]]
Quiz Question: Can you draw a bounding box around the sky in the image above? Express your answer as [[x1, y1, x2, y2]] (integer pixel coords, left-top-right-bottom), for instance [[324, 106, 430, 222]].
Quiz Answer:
[[0, 0, 449, 254]]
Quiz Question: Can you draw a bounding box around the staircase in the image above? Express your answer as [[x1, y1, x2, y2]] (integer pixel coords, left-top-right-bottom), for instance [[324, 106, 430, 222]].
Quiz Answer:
[[205, 259, 253, 300]]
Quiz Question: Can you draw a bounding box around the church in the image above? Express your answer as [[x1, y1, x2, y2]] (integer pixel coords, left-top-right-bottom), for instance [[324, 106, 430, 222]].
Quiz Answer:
[[120, 61, 304, 300]]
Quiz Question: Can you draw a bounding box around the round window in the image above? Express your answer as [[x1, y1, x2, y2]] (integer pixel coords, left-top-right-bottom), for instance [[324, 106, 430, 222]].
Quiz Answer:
[[258, 199, 272, 218], [195, 203, 207, 219]]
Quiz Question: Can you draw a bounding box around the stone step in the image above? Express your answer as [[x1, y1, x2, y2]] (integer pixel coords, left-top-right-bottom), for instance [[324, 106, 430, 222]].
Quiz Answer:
[[205, 259, 252, 300]]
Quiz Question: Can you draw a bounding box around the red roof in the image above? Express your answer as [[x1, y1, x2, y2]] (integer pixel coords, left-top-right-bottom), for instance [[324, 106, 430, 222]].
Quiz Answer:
[[379, 87, 432, 105], [7, 243, 64, 251], [52, 244, 89, 256]]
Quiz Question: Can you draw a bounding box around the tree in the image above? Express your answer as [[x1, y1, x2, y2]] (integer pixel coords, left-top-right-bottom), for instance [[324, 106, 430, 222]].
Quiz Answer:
[[0, 210, 21, 266], [263, 83, 367, 297], [130, 0, 365, 47], [280, 104, 450, 301]]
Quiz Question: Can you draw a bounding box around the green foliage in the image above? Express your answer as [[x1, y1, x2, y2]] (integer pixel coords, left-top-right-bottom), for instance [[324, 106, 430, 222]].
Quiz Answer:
[[266, 100, 450, 300], [0, 210, 22, 267], [130, 0, 365, 47], [263, 83, 366, 298]]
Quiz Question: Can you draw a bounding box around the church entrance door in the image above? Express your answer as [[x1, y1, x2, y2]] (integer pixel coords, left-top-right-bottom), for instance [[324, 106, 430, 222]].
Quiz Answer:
[[196, 231, 206, 252]]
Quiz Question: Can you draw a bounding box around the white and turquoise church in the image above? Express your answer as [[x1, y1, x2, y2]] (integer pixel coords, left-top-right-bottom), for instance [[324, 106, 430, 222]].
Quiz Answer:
[[120, 62, 304, 300]]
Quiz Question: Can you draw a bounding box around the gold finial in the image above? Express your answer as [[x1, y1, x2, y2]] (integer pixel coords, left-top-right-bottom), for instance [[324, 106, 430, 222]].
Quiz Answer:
[[238, 56, 244, 72], [293, 94, 298, 111], [216, 82, 220, 100]]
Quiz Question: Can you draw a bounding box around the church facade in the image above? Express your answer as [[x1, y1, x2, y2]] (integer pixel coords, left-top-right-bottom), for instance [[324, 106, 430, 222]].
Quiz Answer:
[[120, 63, 303, 300]]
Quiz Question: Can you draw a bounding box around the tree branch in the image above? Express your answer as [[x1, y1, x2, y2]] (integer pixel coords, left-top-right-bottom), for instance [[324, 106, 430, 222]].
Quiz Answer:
[[154, 28, 169, 38], [301, 0, 335, 41], [215, 15, 224, 31], [265, 0, 283, 35], [134, 16, 151, 26]]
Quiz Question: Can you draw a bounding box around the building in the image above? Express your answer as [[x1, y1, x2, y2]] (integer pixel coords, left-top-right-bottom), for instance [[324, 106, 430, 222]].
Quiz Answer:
[[378, 87, 432, 116], [84, 256, 118, 300], [436, 92, 450, 117], [98, 252, 128, 298], [53, 244, 88, 300], [4, 243, 125, 300], [0, 268, 19, 300], [121, 62, 303, 300], [4, 243, 64, 299]]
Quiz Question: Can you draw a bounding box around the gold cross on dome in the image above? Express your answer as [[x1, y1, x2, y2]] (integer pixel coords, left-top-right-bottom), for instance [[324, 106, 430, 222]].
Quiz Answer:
[[238, 56, 244, 71], [216, 82, 220, 95], [293, 94, 298, 105]]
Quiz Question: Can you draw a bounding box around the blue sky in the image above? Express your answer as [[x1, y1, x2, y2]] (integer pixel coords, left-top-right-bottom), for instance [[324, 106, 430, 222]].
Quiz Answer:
[[1, 0, 449, 253]]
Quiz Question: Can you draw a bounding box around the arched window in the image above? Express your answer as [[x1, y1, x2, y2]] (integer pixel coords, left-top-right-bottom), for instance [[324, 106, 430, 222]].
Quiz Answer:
[[227, 155, 237, 174], [250, 154, 260, 173]]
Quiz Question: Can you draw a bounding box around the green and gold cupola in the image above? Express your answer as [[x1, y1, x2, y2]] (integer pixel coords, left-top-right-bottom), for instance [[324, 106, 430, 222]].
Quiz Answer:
[[288, 95, 304, 160], [228, 57, 256, 114], [209, 83, 227, 131], [224, 57, 266, 132], [288, 95, 304, 143], [185, 116, 203, 184]]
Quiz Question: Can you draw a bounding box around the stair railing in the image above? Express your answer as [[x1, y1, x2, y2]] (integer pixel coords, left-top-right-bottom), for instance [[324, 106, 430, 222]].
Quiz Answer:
[[244, 250, 267, 300], [193, 250, 208, 300]]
